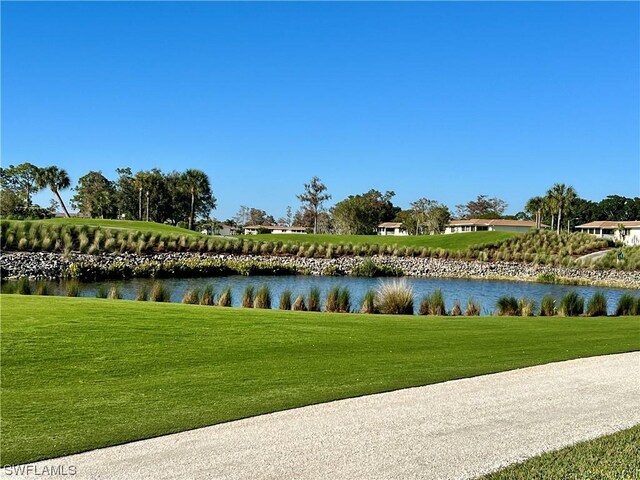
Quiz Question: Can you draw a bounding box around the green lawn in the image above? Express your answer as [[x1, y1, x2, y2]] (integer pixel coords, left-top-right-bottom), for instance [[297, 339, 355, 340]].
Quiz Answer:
[[483, 425, 640, 479], [37, 218, 202, 236], [241, 231, 517, 250], [2, 295, 638, 466]]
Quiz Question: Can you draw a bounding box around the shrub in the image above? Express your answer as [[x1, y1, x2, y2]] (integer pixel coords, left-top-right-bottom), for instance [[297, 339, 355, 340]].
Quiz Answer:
[[292, 295, 307, 311], [182, 288, 200, 304], [108, 286, 123, 300], [451, 300, 462, 316], [217, 286, 232, 307], [325, 287, 340, 313], [254, 285, 271, 309], [427, 289, 446, 316], [14, 277, 32, 295], [540, 295, 556, 316], [279, 290, 292, 310], [360, 289, 376, 314], [537, 272, 558, 284], [465, 298, 481, 316], [34, 281, 53, 296], [338, 287, 351, 313], [308, 287, 321, 312], [519, 298, 536, 316], [418, 296, 430, 315], [135, 285, 149, 301], [375, 279, 414, 315], [635, 297, 640, 316], [241, 286, 254, 308], [150, 282, 171, 302], [615, 294, 636, 316], [559, 292, 584, 317], [496, 296, 520, 316], [95, 285, 108, 299], [200, 284, 214, 306], [586, 291, 608, 317]]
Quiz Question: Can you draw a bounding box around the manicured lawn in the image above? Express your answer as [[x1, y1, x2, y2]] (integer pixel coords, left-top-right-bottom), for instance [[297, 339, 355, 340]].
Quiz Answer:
[[2, 295, 638, 466], [483, 424, 640, 479], [241, 231, 517, 250], [37, 218, 201, 236]]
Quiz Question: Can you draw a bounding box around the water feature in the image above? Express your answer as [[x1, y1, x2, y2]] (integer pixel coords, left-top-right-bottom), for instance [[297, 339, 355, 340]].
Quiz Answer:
[[32, 275, 638, 315]]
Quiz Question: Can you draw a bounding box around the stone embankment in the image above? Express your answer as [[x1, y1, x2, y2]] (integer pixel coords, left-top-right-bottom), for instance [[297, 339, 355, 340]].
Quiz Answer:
[[1, 251, 639, 288]]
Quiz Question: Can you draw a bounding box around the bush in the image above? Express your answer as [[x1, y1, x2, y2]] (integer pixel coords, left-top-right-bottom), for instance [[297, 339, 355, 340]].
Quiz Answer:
[[135, 285, 149, 301], [108, 285, 123, 300], [586, 291, 608, 317], [465, 298, 481, 316], [519, 298, 536, 316], [360, 289, 376, 314], [217, 286, 232, 307], [325, 287, 340, 313], [540, 295, 556, 316], [254, 285, 271, 309], [279, 290, 292, 310], [559, 292, 584, 317], [182, 288, 200, 304], [241, 286, 254, 308], [375, 279, 414, 315], [150, 282, 171, 302], [615, 294, 636, 316], [350, 258, 402, 277], [292, 295, 307, 311], [34, 281, 53, 296], [308, 287, 321, 312], [95, 285, 108, 299], [418, 296, 430, 315], [338, 287, 351, 313], [496, 296, 519, 316], [65, 280, 80, 297], [14, 277, 32, 295], [200, 284, 214, 306], [426, 289, 446, 316], [451, 300, 462, 316]]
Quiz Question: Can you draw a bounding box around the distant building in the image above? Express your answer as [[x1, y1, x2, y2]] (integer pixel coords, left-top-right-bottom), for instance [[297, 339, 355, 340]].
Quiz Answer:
[[243, 225, 308, 235], [575, 221, 640, 246], [376, 222, 408, 236], [445, 219, 540, 234]]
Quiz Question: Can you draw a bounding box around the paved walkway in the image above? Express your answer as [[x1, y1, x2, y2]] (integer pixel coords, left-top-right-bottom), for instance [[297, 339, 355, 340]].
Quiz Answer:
[[12, 352, 640, 480], [575, 248, 612, 264]]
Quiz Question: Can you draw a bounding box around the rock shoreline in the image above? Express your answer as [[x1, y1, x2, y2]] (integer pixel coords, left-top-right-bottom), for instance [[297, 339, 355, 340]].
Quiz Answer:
[[1, 251, 639, 288]]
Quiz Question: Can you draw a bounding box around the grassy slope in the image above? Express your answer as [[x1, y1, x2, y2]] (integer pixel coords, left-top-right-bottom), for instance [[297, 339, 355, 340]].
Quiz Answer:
[[483, 425, 640, 479], [37, 218, 201, 236], [2, 295, 639, 465], [241, 231, 517, 250]]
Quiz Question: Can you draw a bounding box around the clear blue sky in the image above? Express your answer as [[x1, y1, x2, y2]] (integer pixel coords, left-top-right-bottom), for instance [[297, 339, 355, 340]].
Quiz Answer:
[[3, 2, 639, 220]]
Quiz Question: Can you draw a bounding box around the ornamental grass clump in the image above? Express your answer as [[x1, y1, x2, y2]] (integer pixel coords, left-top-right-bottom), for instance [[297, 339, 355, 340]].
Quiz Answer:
[[465, 298, 481, 316], [308, 287, 321, 312], [418, 296, 430, 315], [95, 285, 108, 299], [150, 282, 171, 302], [559, 292, 584, 317], [135, 285, 149, 301], [63, 280, 80, 297], [34, 281, 53, 296], [217, 286, 232, 307], [426, 289, 446, 316], [518, 298, 536, 316], [375, 279, 413, 315], [360, 289, 376, 314], [200, 285, 214, 306], [279, 290, 292, 310], [451, 300, 462, 316], [614, 294, 635, 316], [540, 295, 556, 316], [182, 288, 200, 305], [325, 287, 340, 313], [496, 296, 520, 316], [586, 291, 608, 317], [108, 286, 123, 300], [292, 295, 307, 311], [338, 287, 351, 313], [254, 285, 271, 309], [241, 286, 254, 308]]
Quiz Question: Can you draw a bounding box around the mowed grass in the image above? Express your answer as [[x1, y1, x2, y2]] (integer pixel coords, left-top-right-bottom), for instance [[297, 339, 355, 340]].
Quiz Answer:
[[37, 218, 201, 236], [2, 295, 639, 465], [241, 231, 518, 250], [483, 424, 640, 479]]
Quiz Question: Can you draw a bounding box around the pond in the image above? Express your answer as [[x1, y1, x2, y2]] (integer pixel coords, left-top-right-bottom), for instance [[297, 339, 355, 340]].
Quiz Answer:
[[38, 275, 637, 315]]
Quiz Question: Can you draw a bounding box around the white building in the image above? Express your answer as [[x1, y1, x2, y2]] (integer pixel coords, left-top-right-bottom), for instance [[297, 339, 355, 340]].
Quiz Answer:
[[575, 221, 640, 246], [445, 219, 539, 234], [243, 225, 308, 235], [376, 222, 408, 236]]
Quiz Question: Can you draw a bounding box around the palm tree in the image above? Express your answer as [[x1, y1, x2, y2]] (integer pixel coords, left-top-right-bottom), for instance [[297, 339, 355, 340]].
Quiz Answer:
[[546, 183, 577, 234], [36, 166, 71, 217], [525, 196, 545, 229], [181, 169, 212, 230]]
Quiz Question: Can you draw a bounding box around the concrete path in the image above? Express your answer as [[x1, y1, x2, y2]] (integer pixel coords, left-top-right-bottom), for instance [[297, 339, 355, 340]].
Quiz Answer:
[[11, 352, 640, 480], [576, 248, 612, 264]]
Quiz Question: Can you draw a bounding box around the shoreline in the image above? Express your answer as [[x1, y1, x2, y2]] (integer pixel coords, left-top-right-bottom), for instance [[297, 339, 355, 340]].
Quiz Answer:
[[1, 251, 639, 288]]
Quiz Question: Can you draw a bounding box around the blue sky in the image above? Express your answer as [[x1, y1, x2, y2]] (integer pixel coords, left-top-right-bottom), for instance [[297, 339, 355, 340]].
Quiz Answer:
[[2, 2, 639, 221]]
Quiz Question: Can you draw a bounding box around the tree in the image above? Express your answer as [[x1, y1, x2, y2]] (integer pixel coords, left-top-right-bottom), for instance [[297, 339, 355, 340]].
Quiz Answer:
[[1, 163, 41, 207], [180, 169, 216, 230], [524, 196, 545, 229], [36, 166, 72, 217], [455, 195, 507, 219], [71, 171, 116, 218], [332, 190, 399, 235], [297, 176, 331, 234], [234, 206, 251, 227], [546, 183, 577, 234], [408, 198, 451, 234]]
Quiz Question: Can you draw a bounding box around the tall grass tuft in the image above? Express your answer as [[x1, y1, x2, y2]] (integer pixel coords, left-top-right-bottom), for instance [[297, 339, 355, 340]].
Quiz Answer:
[[95, 285, 108, 299], [586, 291, 608, 317], [135, 285, 149, 301], [614, 294, 635, 316], [465, 298, 481, 316], [34, 281, 53, 296], [519, 298, 536, 316], [360, 289, 376, 314], [451, 300, 462, 316], [292, 295, 307, 311], [217, 286, 232, 307], [325, 286, 340, 313], [496, 296, 520, 316], [338, 287, 351, 313], [308, 287, 321, 312], [279, 290, 292, 310], [418, 296, 430, 315], [108, 286, 123, 300], [241, 286, 254, 308], [540, 295, 556, 316], [375, 279, 413, 315], [150, 282, 171, 302], [559, 292, 584, 317], [254, 285, 271, 309], [14, 277, 31, 295], [200, 284, 214, 306], [182, 288, 200, 304], [426, 289, 446, 316]]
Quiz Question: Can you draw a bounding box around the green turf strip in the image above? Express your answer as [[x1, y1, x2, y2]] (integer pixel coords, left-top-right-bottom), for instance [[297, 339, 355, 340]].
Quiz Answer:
[[1, 295, 638, 465]]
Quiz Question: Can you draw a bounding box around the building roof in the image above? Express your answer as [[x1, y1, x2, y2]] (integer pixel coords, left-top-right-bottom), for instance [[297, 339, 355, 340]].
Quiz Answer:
[[244, 225, 307, 231], [377, 222, 404, 228], [576, 221, 640, 229], [447, 219, 539, 227]]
